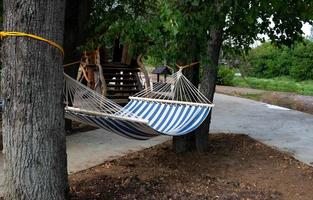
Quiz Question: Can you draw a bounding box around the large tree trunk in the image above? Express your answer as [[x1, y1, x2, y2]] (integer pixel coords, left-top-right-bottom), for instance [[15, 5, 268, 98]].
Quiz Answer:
[[173, 27, 223, 153], [63, 0, 92, 76], [173, 37, 203, 153], [2, 1, 68, 199], [196, 27, 224, 151], [63, 0, 92, 131], [172, 62, 199, 153], [0, 132, 2, 151]]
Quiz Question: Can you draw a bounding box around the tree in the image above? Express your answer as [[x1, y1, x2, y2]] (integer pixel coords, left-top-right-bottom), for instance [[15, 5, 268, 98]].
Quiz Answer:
[[194, 0, 312, 152], [84, 0, 313, 152], [150, 0, 313, 152], [1, 1, 68, 199], [63, 0, 92, 131]]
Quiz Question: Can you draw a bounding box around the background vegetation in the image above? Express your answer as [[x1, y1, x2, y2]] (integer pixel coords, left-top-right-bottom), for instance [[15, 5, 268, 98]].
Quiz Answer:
[[233, 76, 313, 96], [218, 39, 313, 96], [245, 40, 313, 81], [217, 65, 235, 86]]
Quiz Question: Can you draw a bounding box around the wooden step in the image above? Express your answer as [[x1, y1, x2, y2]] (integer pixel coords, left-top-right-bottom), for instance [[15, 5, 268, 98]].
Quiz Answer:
[[102, 67, 140, 72], [107, 89, 140, 94], [99, 62, 143, 105], [106, 95, 129, 99], [103, 73, 135, 77], [104, 76, 136, 80], [102, 62, 138, 68], [105, 79, 138, 83], [107, 84, 138, 88]]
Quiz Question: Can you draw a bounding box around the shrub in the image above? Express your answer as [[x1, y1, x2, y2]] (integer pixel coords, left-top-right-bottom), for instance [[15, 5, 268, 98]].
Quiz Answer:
[[217, 65, 235, 86], [288, 42, 313, 81], [246, 40, 313, 81]]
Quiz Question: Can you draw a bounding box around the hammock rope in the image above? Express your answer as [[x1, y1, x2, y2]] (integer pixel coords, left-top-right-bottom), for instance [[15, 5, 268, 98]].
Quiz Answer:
[[64, 68, 214, 140], [0, 31, 213, 140]]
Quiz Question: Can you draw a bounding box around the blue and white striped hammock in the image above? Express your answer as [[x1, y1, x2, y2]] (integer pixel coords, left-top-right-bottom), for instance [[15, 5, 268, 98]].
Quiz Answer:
[[64, 70, 214, 140]]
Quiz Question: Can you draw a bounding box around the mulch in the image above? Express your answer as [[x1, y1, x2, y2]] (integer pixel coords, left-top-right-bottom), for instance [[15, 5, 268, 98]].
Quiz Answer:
[[69, 133, 313, 200]]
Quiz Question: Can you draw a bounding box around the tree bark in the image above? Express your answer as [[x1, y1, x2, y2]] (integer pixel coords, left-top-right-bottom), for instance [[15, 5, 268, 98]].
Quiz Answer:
[[63, 0, 92, 76], [0, 132, 2, 151], [172, 63, 200, 153], [2, 1, 68, 199], [63, 0, 92, 131], [196, 27, 224, 152], [172, 44, 200, 153]]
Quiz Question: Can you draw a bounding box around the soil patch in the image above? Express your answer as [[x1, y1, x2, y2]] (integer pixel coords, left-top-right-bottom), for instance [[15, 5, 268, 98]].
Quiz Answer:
[[70, 134, 313, 200]]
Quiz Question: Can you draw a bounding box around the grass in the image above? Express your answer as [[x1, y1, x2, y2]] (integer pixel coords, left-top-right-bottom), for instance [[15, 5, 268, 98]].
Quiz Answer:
[[233, 76, 313, 96]]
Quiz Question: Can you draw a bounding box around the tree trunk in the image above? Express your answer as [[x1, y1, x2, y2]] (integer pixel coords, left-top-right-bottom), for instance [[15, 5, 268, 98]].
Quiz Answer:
[[2, 1, 68, 199], [0, 132, 2, 151], [63, 0, 92, 76], [196, 27, 224, 152], [112, 38, 123, 62], [63, 0, 92, 131], [172, 63, 200, 153], [172, 48, 200, 153], [172, 29, 200, 152]]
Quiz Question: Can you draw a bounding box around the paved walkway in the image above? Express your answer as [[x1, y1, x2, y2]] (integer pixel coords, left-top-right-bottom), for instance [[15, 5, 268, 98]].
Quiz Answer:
[[210, 94, 313, 165], [1, 93, 313, 196]]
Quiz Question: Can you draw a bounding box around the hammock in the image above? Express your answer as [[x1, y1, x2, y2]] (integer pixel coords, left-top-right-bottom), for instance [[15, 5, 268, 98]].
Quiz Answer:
[[64, 69, 214, 140]]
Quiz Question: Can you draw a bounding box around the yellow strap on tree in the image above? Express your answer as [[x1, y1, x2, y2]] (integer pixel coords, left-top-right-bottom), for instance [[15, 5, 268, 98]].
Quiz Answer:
[[0, 31, 64, 56]]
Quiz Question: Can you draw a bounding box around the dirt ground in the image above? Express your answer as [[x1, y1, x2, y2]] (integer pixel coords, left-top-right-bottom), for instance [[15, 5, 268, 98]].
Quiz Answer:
[[216, 85, 313, 115], [69, 134, 313, 200]]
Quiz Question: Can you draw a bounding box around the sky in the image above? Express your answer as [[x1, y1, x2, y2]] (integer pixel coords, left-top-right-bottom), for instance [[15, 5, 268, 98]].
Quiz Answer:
[[302, 23, 312, 37], [252, 23, 312, 47]]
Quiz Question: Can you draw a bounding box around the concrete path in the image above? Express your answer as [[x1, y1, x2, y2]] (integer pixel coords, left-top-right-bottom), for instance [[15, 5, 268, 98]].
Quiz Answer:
[[66, 130, 168, 174], [1, 93, 313, 196], [210, 94, 313, 165]]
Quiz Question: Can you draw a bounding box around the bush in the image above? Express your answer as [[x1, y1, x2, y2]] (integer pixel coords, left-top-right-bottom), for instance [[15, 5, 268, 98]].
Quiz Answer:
[[217, 65, 235, 86], [288, 42, 313, 81], [246, 40, 313, 81]]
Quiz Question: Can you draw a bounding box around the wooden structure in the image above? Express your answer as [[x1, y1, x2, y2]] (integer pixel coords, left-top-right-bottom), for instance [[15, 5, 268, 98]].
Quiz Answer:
[[78, 48, 107, 96], [152, 66, 172, 82], [78, 42, 149, 105]]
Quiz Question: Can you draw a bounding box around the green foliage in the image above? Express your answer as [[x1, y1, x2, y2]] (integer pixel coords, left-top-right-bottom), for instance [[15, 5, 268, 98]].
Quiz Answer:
[[246, 40, 313, 80], [289, 41, 313, 80], [217, 65, 235, 86], [85, 0, 313, 78], [233, 76, 313, 96]]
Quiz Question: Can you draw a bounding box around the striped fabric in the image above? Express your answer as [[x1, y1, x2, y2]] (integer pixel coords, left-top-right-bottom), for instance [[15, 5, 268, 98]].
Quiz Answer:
[[65, 99, 212, 140], [65, 110, 158, 140]]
